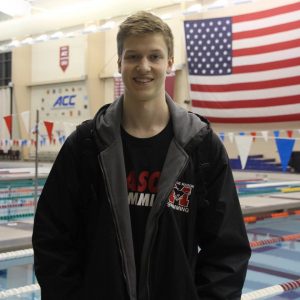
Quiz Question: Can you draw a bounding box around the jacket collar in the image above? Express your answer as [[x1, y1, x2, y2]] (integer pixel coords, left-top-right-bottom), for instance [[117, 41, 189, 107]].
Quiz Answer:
[[94, 94, 208, 149]]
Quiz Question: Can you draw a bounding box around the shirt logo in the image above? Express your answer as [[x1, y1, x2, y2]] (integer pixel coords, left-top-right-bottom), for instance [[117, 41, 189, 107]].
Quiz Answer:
[[167, 181, 194, 213], [127, 171, 160, 207]]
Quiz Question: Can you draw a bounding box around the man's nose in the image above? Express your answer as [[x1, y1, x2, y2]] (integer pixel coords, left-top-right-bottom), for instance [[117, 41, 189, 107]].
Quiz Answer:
[[137, 57, 151, 72]]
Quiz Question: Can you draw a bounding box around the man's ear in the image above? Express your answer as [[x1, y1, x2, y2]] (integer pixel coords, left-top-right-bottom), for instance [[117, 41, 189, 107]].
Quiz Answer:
[[167, 56, 174, 74]]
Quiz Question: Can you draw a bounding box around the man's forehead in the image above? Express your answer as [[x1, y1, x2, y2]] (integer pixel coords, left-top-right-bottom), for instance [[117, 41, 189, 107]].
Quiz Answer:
[[122, 35, 167, 52]]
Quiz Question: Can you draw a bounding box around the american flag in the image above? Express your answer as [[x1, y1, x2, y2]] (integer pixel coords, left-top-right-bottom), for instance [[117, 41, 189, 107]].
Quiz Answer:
[[114, 76, 125, 99], [184, 2, 300, 123]]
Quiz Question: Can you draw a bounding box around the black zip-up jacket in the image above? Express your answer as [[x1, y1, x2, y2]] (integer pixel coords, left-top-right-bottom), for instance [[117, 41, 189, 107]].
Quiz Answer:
[[32, 95, 251, 300]]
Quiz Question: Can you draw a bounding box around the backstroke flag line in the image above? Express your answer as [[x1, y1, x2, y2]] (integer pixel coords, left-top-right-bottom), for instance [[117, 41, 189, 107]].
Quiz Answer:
[[184, 2, 300, 123]]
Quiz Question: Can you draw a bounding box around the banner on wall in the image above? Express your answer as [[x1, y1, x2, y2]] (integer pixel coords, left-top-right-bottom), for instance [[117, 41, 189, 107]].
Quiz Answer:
[[60, 45, 69, 72], [31, 36, 86, 83], [30, 82, 90, 152], [185, 2, 300, 123]]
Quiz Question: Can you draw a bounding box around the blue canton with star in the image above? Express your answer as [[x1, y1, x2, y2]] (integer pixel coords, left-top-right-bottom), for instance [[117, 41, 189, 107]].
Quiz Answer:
[[184, 17, 233, 76]]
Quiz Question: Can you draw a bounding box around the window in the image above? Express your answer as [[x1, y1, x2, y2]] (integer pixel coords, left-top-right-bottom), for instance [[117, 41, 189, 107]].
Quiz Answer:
[[0, 52, 12, 87]]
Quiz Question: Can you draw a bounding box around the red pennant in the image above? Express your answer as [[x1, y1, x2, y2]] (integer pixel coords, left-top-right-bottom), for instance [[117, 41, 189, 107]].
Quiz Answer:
[[44, 121, 54, 143], [4, 115, 12, 136], [250, 132, 256, 142], [287, 130, 293, 138]]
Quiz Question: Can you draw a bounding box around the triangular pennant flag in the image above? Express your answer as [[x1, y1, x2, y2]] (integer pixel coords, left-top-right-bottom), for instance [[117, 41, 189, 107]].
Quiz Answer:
[[286, 130, 293, 138], [250, 132, 256, 142], [261, 131, 268, 142], [4, 115, 12, 136], [273, 130, 280, 138], [228, 132, 234, 143], [234, 135, 253, 169], [44, 121, 54, 143], [219, 132, 225, 142], [20, 111, 30, 135], [275, 138, 295, 172]]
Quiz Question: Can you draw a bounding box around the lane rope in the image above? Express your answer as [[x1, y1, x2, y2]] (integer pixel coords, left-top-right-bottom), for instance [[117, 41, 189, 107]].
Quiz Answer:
[[0, 284, 40, 299], [250, 232, 300, 248], [0, 249, 33, 262], [242, 278, 300, 299], [244, 209, 300, 223]]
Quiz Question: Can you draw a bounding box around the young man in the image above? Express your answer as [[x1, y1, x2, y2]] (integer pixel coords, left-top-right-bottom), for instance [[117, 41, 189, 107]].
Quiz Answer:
[[32, 11, 251, 300]]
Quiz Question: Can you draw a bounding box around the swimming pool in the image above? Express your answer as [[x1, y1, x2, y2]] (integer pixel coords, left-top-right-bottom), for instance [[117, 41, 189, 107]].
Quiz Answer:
[[0, 214, 299, 299], [243, 214, 300, 299]]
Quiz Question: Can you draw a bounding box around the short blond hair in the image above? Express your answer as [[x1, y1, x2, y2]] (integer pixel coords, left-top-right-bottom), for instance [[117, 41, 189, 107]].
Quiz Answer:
[[117, 11, 174, 58]]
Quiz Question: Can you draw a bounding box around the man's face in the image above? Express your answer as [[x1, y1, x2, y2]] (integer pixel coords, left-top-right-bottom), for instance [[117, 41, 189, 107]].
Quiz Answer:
[[118, 33, 173, 103]]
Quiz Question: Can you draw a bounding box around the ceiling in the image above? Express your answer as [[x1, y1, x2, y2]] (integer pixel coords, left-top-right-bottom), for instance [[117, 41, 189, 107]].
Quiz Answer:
[[0, 0, 185, 43], [0, 0, 252, 48]]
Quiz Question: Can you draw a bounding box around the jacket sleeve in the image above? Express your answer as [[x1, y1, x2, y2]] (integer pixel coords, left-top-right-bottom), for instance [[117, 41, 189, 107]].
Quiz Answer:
[[195, 131, 251, 299], [32, 131, 84, 300]]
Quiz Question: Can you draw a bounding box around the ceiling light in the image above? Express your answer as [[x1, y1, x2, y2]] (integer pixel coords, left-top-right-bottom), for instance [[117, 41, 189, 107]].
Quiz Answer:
[[232, 0, 253, 3], [82, 24, 99, 34], [65, 31, 80, 38], [21, 37, 34, 45], [35, 34, 49, 43], [0, 45, 8, 52], [99, 21, 116, 31], [207, 0, 229, 9], [9, 40, 21, 47], [183, 4, 203, 15], [0, 0, 31, 17], [50, 31, 64, 40], [160, 13, 173, 20]]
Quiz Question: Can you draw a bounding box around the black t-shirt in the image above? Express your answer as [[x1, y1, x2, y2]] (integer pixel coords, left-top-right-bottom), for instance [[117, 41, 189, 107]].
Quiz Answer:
[[121, 120, 173, 279]]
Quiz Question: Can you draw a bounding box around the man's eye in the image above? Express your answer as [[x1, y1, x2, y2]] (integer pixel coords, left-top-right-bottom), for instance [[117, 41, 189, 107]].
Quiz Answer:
[[126, 55, 138, 60], [150, 55, 160, 60]]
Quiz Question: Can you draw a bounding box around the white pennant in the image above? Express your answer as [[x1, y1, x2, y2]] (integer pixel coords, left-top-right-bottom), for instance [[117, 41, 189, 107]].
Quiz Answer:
[[228, 132, 234, 143], [261, 131, 269, 142], [20, 111, 30, 134], [234, 135, 253, 169]]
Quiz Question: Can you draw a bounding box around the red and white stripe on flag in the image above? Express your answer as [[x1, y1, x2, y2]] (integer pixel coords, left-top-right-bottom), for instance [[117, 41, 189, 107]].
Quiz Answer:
[[184, 2, 300, 123], [114, 76, 125, 99]]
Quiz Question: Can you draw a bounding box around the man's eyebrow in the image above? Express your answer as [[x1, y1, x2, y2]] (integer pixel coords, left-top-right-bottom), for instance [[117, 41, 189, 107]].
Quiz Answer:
[[124, 49, 164, 53]]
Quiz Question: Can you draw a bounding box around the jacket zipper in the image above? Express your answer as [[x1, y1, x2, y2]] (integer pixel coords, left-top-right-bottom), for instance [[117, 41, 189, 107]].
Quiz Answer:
[[98, 156, 130, 296], [145, 157, 191, 300]]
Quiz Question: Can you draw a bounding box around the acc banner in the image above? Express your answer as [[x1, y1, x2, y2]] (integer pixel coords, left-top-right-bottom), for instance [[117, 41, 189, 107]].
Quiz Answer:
[[30, 82, 90, 146]]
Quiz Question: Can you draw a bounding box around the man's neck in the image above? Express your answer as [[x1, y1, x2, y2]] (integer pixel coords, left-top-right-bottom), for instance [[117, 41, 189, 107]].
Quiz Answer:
[[122, 96, 170, 138]]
